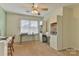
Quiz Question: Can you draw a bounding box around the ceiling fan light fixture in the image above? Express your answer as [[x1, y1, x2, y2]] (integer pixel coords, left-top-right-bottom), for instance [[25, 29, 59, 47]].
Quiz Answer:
[[32, 10, 38, 14], [34, 5, 38, 8], [31, 3, 42, 15], [38, 12, 40, 15]]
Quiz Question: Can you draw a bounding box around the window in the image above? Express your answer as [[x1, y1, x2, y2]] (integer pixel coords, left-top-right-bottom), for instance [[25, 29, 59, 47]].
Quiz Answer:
[[20, 20, 29, 34], [39, 21, 43, 33], [20, 19, 38, 35], [29, 21, 38, 34]]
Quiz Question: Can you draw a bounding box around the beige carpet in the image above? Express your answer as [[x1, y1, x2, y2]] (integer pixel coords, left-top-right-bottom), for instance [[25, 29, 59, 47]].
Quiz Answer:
[[13, 41, 63, 56]]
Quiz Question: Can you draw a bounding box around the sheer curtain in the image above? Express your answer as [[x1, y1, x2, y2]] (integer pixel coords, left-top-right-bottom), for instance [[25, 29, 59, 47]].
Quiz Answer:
[[29, 21, 38, 34], [20, 20, 38, 35], [20, 20, 29, 34]]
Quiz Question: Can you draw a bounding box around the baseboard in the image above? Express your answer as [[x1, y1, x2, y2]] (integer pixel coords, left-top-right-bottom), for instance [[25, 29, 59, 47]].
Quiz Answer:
[[14, 40, 39, 44]]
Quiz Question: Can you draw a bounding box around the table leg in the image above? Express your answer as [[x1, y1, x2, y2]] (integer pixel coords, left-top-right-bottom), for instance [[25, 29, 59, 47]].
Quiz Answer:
[[20, 35, 22, 44]]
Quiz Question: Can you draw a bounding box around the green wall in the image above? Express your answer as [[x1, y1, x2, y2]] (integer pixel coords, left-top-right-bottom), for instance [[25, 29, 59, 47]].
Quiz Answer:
[[0, 7, 6, 36]]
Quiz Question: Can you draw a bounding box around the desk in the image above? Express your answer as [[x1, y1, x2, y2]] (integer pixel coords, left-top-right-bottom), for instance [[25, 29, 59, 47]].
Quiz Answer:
[[19, 33, 28, 44], [19, 33, 36, 44]]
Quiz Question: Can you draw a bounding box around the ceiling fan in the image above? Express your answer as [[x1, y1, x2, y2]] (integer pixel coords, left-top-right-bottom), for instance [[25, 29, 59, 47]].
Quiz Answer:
[[31, 3, 48, 15]]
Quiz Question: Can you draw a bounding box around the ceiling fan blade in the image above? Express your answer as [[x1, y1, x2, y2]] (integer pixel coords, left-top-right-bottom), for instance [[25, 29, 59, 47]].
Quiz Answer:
[[41, 8, 48, 11]]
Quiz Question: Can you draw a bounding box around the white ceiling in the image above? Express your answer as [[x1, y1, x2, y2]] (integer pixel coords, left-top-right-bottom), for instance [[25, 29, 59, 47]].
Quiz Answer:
[[0, 3, 73, 17]]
